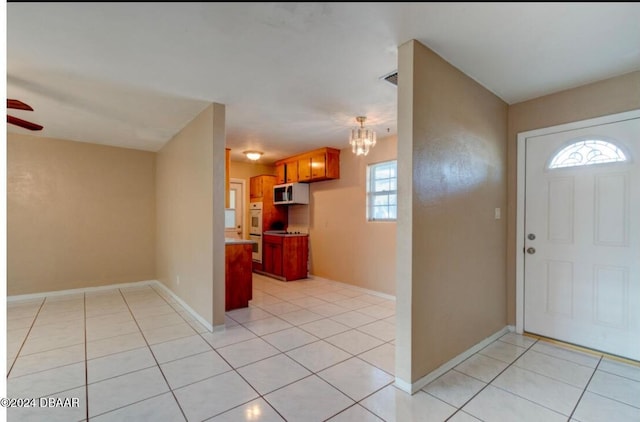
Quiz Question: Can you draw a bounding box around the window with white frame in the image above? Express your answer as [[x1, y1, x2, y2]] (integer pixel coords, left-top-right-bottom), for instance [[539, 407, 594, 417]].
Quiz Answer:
[[367, 160, 397, 221]]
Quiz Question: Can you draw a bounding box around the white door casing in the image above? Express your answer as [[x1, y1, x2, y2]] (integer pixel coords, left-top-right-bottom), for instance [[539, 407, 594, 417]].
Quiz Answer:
[[516, 110, 640, 361]]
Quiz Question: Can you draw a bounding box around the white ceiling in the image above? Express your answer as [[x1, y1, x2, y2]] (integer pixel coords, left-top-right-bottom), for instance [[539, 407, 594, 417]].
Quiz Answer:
[[7, 3, 640, 163]]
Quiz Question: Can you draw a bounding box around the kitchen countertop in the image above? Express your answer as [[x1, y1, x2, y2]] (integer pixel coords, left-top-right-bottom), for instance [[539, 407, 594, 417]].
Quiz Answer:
[[263, 230, 309, 237], [225, 238, 257, 245]]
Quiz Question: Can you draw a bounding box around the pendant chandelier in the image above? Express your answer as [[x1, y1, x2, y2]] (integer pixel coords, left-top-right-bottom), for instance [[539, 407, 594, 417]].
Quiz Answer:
[[349, 116, 376, 156]]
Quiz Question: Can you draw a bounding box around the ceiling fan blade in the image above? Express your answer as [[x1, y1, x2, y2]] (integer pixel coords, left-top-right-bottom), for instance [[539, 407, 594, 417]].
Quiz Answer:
[[7, 99, 34, 111], [8, 115, 44, 131]]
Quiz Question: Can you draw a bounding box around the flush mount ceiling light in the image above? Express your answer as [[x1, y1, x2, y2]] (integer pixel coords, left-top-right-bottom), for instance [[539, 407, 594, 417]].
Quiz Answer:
[[243, 151, 263, 161], [349, 116, 376, 156]]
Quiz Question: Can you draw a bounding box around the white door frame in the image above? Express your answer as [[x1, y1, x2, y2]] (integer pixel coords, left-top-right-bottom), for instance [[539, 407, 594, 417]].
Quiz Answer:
[[515, 109, 640, 334], [230, 178, 246, 238]]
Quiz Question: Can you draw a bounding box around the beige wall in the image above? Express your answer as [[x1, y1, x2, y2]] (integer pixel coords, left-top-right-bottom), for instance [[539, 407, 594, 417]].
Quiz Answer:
[[229, 160, 276, 180], [7, 134, 156, 295], [506, 70, 640, 324], [397, 40, 508, 383], [156, 103, 226, 327], [229, 160, 277, 239], [308, 137, 397, 295]]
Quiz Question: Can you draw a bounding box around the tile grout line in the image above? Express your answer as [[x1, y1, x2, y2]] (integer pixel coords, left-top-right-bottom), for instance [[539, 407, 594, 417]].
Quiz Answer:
[[233, 312, 394, 376], [189, 314, 289, 421], [451, 339, 611, 421], [581, 387, 640, 411], [30, 279, 635, 422], [6, 297, 46, 379], [116, 288, 190, 422], [84, 292, 89, 422], [480, 339, 602, 420], [16, 280, 396, 421], [235, 301, 392, 346], [203, 322, 392, 378], [144, 284, 291, 421], [571, 355, 640, 416], [87, 392, 171, 420], [9, 296, 87, 419], [189, 301, 394, 419], [197, 338, 378, 421], [442, 337, 541, 422], [238, 311, 394, 418], [567, 355, 601, 421]]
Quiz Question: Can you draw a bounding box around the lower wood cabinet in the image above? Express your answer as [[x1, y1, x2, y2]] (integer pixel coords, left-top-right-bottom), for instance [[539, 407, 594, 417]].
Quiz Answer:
[[263, 234, 308, 281], [225, 243, 253, 311]]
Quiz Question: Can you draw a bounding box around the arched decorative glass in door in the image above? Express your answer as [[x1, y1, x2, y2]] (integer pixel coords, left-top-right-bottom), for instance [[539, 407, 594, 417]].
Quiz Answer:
[[548, 139, 627, 169]]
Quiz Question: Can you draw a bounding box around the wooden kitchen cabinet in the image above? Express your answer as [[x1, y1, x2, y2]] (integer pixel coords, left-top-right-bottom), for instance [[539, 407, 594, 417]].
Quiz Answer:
[[298, 152, 327, 182], [315, 148, 340, 181], [249, 174, 287, 227], [285, 161, 298, 183], [275, 159, 301, 184], [275, 147, 340, 183], [250, 174, 279, 201], [263, 234, 308, 281], [297, 156, 312, 182], [250, 175, 265, 200], [276, 164, 286, 184], [225, 242, 253, 311], [263, 235, 283, 276]]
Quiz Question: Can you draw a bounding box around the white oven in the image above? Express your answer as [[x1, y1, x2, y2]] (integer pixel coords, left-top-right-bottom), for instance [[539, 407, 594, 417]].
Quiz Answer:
[[249, 202, 262, 235], [249, 233, 262, 263], [249, 202, 263, 262]]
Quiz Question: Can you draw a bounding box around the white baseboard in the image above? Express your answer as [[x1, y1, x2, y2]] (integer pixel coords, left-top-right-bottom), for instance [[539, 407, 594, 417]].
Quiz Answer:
[[151, 281, 214, 332], [7, 279, 158, 302], [394, 325, 512, 394], [306, 274, 396, 301], [394, 377, 413, 394], [7, 279, 215, 333]]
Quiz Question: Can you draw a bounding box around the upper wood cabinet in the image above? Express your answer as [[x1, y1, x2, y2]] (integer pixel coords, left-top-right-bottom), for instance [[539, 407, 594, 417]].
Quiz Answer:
[[275, 161, 298, 183], [298, 152, 328, 182], [275, 147, 340, 183], [250, 174, 276, 201], [276, 164, 286, 184], [249, 176, 263, 200], [285, 161, 298, 183], [250, 175, 288, 230]]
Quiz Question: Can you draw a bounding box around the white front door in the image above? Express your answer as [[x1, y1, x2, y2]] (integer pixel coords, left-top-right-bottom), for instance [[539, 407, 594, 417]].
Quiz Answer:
[[524, 116, 639, 360]]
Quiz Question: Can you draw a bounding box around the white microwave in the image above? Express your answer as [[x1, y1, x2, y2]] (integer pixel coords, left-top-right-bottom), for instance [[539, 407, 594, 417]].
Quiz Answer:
[[273, 182, 309, 205]]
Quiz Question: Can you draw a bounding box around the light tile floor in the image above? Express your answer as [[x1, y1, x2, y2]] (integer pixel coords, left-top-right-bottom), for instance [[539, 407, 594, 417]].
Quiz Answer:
[[5, 273, 640, 421]]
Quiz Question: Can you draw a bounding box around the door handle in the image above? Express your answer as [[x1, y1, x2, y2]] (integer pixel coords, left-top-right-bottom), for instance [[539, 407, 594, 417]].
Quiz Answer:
[[526, 247, 536, 254]]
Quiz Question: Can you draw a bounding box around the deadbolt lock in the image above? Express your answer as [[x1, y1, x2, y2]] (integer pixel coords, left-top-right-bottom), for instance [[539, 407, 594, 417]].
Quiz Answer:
[[526, 247, 536, 254], [527, 233, 536, 240]]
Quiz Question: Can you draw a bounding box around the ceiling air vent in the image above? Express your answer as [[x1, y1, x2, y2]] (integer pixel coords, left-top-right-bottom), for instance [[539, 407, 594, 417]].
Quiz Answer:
[[380, 70, 398, 87]]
